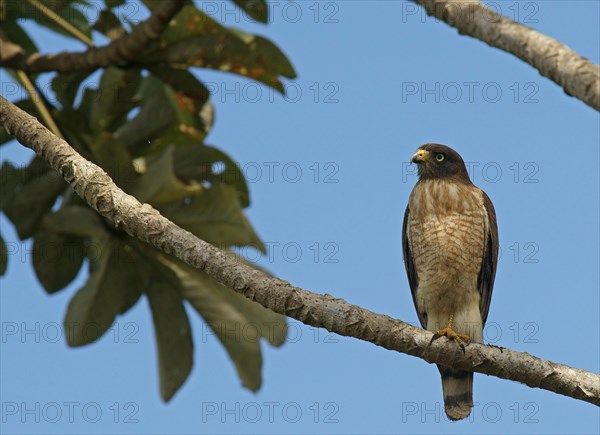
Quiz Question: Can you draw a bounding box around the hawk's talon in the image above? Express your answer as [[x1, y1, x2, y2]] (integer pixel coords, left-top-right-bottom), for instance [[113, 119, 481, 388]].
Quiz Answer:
[[432, 323, 470, 347], [430, 312, 470, 347], [488, 344, 504, 353]]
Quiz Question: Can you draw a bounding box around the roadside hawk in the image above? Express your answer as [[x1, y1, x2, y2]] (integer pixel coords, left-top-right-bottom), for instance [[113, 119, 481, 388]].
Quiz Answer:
[[402, 143, 499, 420]]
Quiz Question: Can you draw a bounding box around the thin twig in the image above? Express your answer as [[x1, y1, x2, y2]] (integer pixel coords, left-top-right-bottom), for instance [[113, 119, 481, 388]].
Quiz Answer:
[[15, 70, 63, 139], [26, 0, 93, 47]]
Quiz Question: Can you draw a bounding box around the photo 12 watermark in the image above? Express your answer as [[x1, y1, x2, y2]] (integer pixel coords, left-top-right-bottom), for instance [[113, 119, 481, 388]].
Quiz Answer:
[[204, 81, 341, 104], [1, 321, 140, 345], [201, 1, 341, 24], [401, 241, 540, 266], [401, 400, 540, 424], [401, 81, 540, 104], [401, 161, 540, 184], [198, 320, 339, 346], [1, 401, 140, 424], [219, 161, 341, 185], [11, 1, 143, 25], [232, 241, 340, 265], [406, 320, 541, 345], [400, 1, 540, 25], [200, 401, 340, 424]]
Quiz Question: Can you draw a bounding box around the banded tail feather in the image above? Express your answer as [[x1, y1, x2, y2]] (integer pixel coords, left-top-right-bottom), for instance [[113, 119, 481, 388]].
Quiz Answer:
[[438, 365, 473, 421]]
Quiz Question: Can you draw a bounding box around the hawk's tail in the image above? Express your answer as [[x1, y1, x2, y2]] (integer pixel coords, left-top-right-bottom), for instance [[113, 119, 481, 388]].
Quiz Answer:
[[438, 365, 473, 421]]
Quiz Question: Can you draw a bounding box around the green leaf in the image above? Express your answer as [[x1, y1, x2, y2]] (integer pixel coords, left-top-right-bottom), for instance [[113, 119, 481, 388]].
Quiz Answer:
[[133, 146, 202, 205], [76, 86, 96, 122], [0, 21, 39, 83], [148, 66, 210, 102], [0, 20, 39, 54], [3, 169, 66, 240], [89, 132, 138, 192], [54, 5, 93, 40], [168, 258, 264, 391], [147, 66, 213, 141], [90, 67, 141, 134], [22, 155, 46, 177], [159, 183, 265, 251], [144, 76, 212, 151], [144, 255, 194, 402], [232, 0, 269, 23], [54, 86, 96, 150], [0, 162, 22, 210], [6, 2, 93, 42], [64, 237, 143, 346], [56, 2, 92, 41], [54, 109, 93, 155], [114, 76, 175, 150], [139, 4, 296, 93], [51, 71, 92, 109], [173, 144, 250, 208], [105, 0, 126, 8], [115, 74, 212, 153], [0, 232, 8, 276], [32, 230, 85, 293], [41, 205, 107, 238]]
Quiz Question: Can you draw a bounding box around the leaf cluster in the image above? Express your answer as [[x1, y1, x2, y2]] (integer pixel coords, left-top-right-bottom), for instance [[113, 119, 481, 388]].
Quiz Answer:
[[1, 0, 294, 401]]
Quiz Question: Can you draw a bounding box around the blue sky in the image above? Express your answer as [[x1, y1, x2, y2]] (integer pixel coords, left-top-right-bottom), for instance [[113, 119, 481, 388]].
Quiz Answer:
[[1, 1, 599, 434]]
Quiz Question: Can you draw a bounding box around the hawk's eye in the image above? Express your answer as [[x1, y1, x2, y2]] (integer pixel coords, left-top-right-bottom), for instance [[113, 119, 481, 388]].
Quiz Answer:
[[435, 153, 445, 162]]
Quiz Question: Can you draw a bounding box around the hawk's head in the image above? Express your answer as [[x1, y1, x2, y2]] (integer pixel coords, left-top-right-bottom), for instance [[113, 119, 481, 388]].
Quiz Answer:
[[411, 143, 471, 182]]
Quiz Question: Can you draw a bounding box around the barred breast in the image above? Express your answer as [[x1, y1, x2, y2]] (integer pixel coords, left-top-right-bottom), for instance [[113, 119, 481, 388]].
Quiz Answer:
[[407, 179, 487, 332]]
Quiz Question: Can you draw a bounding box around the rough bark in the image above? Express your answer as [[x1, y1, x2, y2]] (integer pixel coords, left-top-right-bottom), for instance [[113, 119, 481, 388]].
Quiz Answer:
[[413, 0, 600, 111], [0, 96, 598, 407], [0, 1, 184, 73]]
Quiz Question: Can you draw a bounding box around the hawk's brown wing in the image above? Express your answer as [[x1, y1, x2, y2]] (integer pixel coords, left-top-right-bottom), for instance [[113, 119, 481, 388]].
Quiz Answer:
[[478, 191, 499, 325], [402, 205, 426, 328]]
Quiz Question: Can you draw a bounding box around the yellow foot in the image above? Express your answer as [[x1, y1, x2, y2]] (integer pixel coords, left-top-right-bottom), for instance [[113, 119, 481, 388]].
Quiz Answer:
[[430, 313, 471, 349], [432, 326, 470, 346]]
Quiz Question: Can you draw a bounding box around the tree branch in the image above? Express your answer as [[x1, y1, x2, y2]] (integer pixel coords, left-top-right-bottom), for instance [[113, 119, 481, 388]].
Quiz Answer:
[[0, 96, 598, 407], [412, 0, 600, 111], [0, 0, 184, 73]]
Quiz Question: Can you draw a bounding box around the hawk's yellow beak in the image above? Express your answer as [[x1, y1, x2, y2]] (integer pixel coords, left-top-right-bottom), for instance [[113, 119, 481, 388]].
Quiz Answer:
[[411, 149, 430, 164]]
